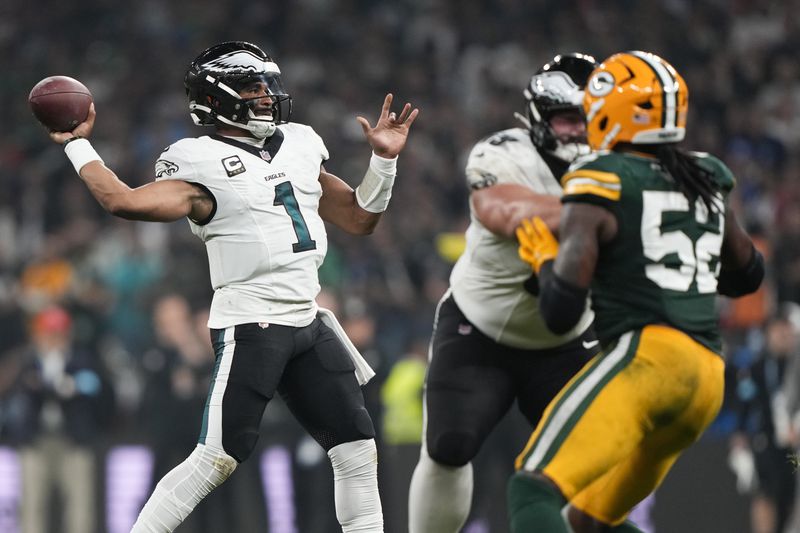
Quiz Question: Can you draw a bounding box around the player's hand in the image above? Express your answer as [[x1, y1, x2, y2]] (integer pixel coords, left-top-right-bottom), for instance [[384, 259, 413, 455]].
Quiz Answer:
[[49, 103, 96, 145], [356, 93, 419, 159], [516, 216, 559, 274]]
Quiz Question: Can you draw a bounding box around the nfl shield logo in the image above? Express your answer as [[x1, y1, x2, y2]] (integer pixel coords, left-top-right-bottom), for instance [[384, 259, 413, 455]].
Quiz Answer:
[[259, 150, 272, 162]]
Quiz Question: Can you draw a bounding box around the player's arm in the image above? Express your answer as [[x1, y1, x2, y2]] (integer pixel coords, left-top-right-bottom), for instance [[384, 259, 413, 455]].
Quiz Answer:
[[553, 203, 617, 286], [318, 166, 381, 235], [517, 203, 617, 334], [717, 208, 764, 297], [542, 203, 616, 333], [472, 183, 561, 238], [49, 104, 213, 223], [319, 93, 418, 234], [76, 162, 213, 222]]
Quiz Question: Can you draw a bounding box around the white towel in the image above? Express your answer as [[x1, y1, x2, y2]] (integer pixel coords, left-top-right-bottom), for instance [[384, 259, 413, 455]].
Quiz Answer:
[[317, 307, 376, 386]]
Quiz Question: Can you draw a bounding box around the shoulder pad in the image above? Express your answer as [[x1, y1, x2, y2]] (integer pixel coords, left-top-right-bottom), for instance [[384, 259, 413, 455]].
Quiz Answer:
[[561, 154, 622, 202], [475, 128, 528, 150], [690, 151, 736, 193]]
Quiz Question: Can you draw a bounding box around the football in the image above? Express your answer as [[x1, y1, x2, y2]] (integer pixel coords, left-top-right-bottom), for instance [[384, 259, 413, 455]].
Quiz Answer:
[[28, 76, 93, 132]]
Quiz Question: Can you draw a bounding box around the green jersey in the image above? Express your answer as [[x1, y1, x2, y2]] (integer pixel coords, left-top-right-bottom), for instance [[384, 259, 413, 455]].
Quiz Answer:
[[560, 150, 735, 353]]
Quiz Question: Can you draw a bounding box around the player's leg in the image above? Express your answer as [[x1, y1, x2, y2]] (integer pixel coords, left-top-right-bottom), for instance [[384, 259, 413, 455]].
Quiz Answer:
[[132, 324, 291, 533], [409, 296, 473, 533], [510, 326, 725, 532], [509, 331, 647, 532], [567, 327, 725, 529], [278, 318, 380, 532], [515, 327, 597, 428], [409, 295, 518, 533], [565, 434, 682, 533], [502, 331, 598, 533], [566, 411, 712, 531]]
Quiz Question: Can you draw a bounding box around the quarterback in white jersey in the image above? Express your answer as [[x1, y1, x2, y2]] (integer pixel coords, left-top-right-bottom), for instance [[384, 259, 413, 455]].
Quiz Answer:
[[409, 54, 599, 533], [154, 123, 331, 329], [47, 41, 418, 533]]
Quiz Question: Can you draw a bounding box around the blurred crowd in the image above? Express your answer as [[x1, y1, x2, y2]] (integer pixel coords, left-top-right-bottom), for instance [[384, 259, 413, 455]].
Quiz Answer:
[[1, 0, 800, 532]]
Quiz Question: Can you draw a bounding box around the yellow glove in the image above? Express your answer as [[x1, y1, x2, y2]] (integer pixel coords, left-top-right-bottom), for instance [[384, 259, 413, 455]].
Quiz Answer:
[[516, 217, 559, 274]]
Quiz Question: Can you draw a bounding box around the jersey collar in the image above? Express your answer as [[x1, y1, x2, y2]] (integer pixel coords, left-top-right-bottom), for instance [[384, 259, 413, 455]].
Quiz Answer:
[[211, 129, 285, 163]]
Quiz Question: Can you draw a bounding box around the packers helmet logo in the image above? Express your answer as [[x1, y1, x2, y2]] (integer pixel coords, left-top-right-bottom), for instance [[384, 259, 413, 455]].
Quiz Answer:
[[155, 159, 179, 178], [587, 71, 615, 97]]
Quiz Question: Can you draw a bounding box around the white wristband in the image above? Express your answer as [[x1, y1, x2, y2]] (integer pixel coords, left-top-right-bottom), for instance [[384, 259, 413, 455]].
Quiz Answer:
[[368, 152, 397, 178], [64, 138, 103, 174], [355, 152, 397, 213]]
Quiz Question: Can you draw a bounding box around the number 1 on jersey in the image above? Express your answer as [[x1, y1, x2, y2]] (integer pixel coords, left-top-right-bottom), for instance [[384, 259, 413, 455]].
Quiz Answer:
[[274, 181, 317, 253]]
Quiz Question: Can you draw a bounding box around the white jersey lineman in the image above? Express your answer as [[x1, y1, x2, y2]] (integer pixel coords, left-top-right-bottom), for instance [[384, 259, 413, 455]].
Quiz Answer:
[[409, 127, 599, 533], [449, 127, 594, 349], [155, 123, 328, 329]]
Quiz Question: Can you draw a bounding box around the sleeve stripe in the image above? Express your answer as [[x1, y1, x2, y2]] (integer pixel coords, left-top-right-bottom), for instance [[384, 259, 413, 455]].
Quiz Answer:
[[561, 169, 621, 186], [561, 169, 622, 201], [563, 183, 621, 201], [562, 177, 621, 191]]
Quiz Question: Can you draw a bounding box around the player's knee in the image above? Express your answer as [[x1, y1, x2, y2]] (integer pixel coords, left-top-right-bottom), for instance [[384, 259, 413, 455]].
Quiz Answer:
[[309, 407, 376, 452], [327, 439, 382, 530], [186, 444, 238, 490], [353, 407, 376, 438], [221, 430, 259, 463], [339, 407, 376, 444], [328, 438, 378, 471], [427, 430, 479, 467]]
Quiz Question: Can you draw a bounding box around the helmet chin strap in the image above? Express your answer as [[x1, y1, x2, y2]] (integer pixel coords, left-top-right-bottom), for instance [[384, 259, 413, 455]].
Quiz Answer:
[[214, 113, 277, 140], [244, 120, 277, 139], [242, 101, 277, 139]]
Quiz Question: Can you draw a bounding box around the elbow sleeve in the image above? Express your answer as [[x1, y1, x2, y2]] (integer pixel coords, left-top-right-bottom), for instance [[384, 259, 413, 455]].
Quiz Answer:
[[538, 262, 589, 335], [717, 247, 765, 297]]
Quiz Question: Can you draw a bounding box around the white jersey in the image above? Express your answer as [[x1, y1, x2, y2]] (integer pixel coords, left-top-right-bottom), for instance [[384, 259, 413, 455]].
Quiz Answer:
[[449, 127, 594, 350], [155, 123, 329, 329]]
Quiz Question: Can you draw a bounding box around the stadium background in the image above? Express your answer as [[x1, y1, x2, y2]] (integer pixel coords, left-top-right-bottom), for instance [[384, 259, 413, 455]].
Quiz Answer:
[[1, 0, 798, 531]]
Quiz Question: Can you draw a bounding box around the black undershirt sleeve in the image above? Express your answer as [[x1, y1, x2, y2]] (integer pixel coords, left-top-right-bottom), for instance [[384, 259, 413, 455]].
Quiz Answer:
[[717, 246, 764, 297], [537, 261, 589, 335]]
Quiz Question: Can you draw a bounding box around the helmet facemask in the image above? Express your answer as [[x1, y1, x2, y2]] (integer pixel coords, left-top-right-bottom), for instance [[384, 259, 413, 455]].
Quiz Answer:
[[185, 42, 293, 139]]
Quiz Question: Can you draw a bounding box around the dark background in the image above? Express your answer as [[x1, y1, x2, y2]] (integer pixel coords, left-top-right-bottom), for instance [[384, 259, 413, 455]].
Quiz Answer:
[[1, 1, 798, 532]]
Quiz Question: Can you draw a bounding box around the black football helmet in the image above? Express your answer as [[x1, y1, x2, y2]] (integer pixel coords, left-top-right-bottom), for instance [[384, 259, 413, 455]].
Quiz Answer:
[[519, 53, 597, 161], [184, 41, 292, 138]]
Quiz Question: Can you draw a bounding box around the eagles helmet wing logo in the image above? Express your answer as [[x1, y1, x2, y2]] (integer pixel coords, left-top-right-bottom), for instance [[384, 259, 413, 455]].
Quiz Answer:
[[155, 159, 179, 178], [532, 71, 583, 106], [202, 51, 281, 74]]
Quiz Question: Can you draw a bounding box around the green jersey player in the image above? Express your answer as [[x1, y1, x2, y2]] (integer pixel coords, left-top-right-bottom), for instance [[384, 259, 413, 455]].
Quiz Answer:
[[510, 51, 763, 532]]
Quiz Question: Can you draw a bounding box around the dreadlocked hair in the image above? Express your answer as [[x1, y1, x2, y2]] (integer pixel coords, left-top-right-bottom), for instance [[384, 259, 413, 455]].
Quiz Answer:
[[655, 145, 722, 213]]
